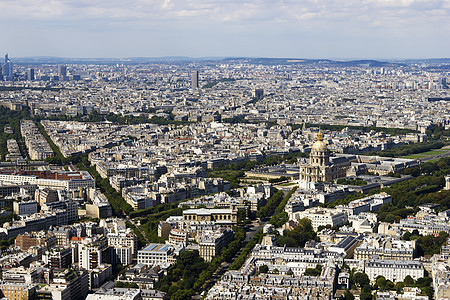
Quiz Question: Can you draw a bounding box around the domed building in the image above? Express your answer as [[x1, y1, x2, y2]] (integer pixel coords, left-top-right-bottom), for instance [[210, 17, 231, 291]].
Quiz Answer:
[[299, 131, 345, 189]]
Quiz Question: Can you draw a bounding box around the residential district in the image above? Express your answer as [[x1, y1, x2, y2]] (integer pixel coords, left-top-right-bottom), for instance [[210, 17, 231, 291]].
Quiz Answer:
[[0, 55, 449, 300]]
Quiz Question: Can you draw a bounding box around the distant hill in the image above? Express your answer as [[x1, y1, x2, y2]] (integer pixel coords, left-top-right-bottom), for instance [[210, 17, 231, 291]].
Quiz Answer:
[[10, 56, 450, 66], [221, 57, 407, 67], [12, 56, 225, 65]]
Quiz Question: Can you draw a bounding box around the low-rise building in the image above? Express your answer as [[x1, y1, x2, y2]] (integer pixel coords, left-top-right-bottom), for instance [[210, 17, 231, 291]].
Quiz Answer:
[[107, 228, 137, 257], [87, 264, 112, 289], [36, 269, 89, 300], [293, 207, 347, 231], [364, 259, 424, 282], [1, 267, 43, 284], [113, 246, 133, 265], [198, 229, 234, 262], [168, 229, 188, 246], [86, 283, 166, 300], [13, 200, 38, 216], [137, 244, 177, 266], [15, 231, 57, 251], [182, 208, 238, 227], [354, 236, 416, 260], [0, 283, 36, 300], [42, 247, 72, 269], [78, 236, 109, 271]]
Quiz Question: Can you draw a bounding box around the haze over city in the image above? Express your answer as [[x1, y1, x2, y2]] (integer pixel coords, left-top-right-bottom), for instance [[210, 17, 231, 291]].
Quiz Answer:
[[1, 0, 450, 59]]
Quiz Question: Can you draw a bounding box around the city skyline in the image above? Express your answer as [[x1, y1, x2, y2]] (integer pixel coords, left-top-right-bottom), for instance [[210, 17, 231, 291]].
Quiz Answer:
[[1, 0, 449, 59]]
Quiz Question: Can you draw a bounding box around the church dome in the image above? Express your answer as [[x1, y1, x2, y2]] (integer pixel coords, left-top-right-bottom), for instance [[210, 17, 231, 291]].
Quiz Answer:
[[311, 131, 327, 151]]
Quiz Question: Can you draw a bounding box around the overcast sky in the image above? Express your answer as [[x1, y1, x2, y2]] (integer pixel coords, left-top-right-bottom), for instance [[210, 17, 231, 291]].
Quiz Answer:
[[1, 0, 449, 59]]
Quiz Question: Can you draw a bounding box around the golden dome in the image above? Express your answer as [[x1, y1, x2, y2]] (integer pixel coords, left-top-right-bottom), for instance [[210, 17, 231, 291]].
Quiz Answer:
[[311, 131, 327, 151]]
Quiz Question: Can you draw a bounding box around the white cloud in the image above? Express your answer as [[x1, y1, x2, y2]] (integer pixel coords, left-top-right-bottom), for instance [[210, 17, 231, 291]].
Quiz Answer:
[[0, 0, 448, 57], [0, 0, 448, 27]]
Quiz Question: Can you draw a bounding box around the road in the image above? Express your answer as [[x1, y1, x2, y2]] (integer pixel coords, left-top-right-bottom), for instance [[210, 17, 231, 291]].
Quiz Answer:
[[126, 216, 149, 244], [245, 219, 268, 242], [194, 218, 270, 299], [419, 150, 450, 162], [197, 189, 292, 296]]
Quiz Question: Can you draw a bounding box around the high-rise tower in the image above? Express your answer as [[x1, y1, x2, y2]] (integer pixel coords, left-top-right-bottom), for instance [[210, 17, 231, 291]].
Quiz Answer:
[[191, 71, 199, 89], [58, 64, 67, 79], [27, 68, 35, 81], [3, 54, 13, 81]]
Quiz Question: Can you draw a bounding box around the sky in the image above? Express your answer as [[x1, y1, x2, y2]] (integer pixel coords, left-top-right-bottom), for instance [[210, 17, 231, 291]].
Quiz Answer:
[[1, 0, 449, 59]]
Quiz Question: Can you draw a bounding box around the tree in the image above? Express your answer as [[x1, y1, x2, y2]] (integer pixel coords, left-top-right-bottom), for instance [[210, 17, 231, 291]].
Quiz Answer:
[[402, 231, 412, 241], [304, 268, 321, 276], [376, 276, 387, 291], [360, 285, 372, 300], [415, 277, 432, 287], [171, 289, 193, 300], [259, 265, 269, 274], [404, 275, 415, 287], [237, 208, 247, 224], [353, 272, 370, 287], [395, 281, 405, 293], [316, 264, 323, 272], [385, 280, 395, 291], [343, 289, 354, 300], [360, 291, 372, 300]]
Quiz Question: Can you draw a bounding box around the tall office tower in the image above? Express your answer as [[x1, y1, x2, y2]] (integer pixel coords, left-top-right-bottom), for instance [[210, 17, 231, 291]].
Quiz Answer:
[[58, 64, 67, 79], [254, 88, 264, 100], [3, 54, 13, 81], [192, 71, 199, 89], [0, 64, 2, 80], [27, 68, 35, 81], [439, 77, 448, 89]]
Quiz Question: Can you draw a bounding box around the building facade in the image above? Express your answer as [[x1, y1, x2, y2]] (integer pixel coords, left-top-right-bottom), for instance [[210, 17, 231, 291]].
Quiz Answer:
[[364, 259, 424, 282], [198, 229, 234, 262], [182, 208, 237, 227], [298, 131, 347, 189], [137, 244, 176, 266]]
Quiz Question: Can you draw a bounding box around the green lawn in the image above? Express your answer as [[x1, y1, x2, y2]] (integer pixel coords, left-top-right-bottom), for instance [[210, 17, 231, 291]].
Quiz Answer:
[[402, 149, 449, 159], [421, 150, 448, 155], [427, 158, 442, 163], [403, 154, 429, 159], [278, 182, 297, 186]]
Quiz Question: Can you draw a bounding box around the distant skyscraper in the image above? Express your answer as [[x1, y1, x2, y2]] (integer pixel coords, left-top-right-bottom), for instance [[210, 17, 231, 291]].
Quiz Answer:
[[58, 64, 67, 79], [254, 88, 264, 100], [438, 77, 448, 89], [192, 71, 199, 89], [27, 68, 35, 81], [3, 54, 13, 81]]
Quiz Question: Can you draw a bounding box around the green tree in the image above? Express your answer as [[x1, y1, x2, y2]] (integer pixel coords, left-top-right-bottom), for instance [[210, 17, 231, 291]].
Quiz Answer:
[[171, 289, 193, 300], [353, 272, 370, 288], [395, 281, 405, 293], [404, 275, 415, 287], [360, 285, 372, 300], [343, 289, 354, 300], [304, 268, 321, 276], [259, 265, 269, 274], [376, 276, 387, 291]]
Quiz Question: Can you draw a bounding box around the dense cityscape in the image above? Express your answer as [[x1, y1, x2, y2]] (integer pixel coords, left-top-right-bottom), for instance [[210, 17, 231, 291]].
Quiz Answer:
[[0, 54, 449, 300]]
